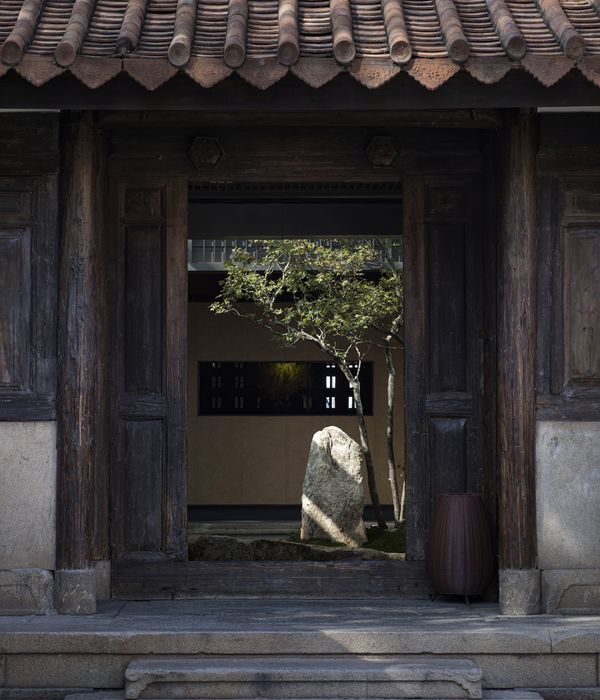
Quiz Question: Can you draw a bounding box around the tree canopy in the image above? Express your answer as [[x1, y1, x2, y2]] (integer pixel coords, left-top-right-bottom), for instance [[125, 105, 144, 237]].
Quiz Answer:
[[211, 238, 404, 529]]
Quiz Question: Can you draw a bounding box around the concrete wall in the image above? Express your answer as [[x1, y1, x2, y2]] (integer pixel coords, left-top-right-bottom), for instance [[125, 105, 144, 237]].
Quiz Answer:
[[537, 421, 600, 613], [0, 421, 57, 570], [188, 303, 405, 507]]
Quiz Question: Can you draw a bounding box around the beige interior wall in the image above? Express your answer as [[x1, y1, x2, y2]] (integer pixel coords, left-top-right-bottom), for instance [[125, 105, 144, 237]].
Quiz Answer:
[[188, 302, 405, 506]]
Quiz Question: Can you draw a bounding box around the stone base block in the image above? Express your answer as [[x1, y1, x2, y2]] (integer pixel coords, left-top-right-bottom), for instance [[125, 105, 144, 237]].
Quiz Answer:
[[530, 691, 600, 699], [125, 658, 483, 699], [499, 570, 541, 615], [55, 569, 97, 615], [94, 561, 111, 602], [0, 569, 54, 615], [484, 694, 543, 699], [542, 569, 600, 614], [0, 690, 92, 699]]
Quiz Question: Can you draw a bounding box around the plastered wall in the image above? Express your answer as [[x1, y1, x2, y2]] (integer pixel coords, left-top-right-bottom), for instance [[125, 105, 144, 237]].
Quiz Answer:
[[536, 421, 600, 570], [0, 421, 57, 570], [188, 303, 405, 506]]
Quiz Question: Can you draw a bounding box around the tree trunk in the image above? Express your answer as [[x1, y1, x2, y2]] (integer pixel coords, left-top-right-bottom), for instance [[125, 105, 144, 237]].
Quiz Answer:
[[341, 368, 388, 530], [385, 341, 402, 527]]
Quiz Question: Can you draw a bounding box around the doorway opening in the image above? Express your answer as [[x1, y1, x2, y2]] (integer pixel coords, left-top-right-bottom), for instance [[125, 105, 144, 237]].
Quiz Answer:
[[185, 181, 405, 559]]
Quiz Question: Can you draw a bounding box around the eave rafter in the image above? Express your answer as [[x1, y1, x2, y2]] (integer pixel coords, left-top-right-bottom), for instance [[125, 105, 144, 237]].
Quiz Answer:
[[0, 0, 596, 91]]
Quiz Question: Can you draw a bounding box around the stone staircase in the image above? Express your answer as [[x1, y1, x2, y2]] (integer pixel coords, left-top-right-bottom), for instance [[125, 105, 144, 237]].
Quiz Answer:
[[64, 657, 544, 700]]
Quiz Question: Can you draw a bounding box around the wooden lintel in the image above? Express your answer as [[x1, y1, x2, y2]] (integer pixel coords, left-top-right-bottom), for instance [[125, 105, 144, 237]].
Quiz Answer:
[[98, 108, 502, 128]]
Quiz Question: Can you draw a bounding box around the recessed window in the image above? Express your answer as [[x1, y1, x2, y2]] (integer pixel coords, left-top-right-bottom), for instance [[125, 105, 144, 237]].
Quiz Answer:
[[198, 361, 373, 416]]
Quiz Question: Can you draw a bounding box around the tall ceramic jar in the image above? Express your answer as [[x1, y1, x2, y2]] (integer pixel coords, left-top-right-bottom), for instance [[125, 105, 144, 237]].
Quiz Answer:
[[425, 493, 493, 597]]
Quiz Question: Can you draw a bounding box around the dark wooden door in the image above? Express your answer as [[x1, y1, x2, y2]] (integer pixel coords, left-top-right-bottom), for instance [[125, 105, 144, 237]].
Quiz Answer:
[[403, 175, 489, 561], [110, 177, 188, 563]]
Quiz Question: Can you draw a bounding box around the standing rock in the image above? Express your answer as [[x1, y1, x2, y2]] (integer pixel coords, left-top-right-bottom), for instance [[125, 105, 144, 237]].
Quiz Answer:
[[301, 426, 367, 547]]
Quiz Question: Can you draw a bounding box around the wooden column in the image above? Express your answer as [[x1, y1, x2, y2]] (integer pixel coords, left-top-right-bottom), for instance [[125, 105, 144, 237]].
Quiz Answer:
[[56, 111, 98, 614], [497, 108, 540, 614]]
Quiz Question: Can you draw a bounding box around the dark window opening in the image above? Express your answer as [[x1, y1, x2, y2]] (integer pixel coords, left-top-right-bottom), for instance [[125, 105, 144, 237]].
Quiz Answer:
[[198, 361, 374, 416]]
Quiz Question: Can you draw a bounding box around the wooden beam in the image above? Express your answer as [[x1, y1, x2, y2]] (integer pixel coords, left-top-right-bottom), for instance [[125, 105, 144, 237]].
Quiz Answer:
[[382, 0, 412, 64], [497, 108, 537, 572], [169, 0, 197, 67], [97, 108, 503, 128], [57, 111, 98, 574], [485, 0, 526, 60], [224, 0, 248, 68], [116, 0, 148, 54], [0, 0, 45, 65]]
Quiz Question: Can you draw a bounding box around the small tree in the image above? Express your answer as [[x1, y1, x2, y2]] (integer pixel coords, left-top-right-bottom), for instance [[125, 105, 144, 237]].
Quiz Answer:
[[210, 238, 403, 530]]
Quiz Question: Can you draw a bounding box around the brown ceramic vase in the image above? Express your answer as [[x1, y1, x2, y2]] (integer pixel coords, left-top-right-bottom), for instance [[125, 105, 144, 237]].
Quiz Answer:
[[425, 493, 493, 596]]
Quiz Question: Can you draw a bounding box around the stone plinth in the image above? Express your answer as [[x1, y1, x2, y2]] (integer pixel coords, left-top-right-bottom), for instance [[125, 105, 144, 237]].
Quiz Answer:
[[125, 657, 483, 699]]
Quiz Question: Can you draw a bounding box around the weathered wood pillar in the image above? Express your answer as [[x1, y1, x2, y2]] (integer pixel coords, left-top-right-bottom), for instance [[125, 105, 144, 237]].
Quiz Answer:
[[56, 111, 98, 614], [497, 108, 540, 615]]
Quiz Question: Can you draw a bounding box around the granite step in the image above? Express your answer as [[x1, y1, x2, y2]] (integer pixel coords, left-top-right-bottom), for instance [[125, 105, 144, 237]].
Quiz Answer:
[[124, 657, 484, 700], [66, 691, 545, 700]]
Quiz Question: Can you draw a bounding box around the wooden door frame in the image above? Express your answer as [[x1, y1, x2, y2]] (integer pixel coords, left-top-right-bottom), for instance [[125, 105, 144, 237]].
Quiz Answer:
[[105, 120, 497, 599]]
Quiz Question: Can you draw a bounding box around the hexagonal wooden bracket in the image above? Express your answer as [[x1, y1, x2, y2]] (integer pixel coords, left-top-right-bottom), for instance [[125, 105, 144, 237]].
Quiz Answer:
[[189, 137, 224, 170], [365, 136, 398, 168]]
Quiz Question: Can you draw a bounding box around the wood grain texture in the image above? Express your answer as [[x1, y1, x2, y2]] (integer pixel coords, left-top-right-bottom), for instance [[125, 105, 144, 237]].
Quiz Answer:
[[111, 561, 433, 599], [404, 176, 485, 561], [497, 109, 537, 572], [564, 229, 600, 385], [164, 177, 188, 561], [94, 129, 111, 561], [110, 177, 187, 563], [537, 395, 600, 421], [57, 111, 98, 571], [108, 125, 481, 181], [481, 131, 499, 553], [0, 228, 31, 391], [97, 109, 501, 129], [403, 176, 428, 560]]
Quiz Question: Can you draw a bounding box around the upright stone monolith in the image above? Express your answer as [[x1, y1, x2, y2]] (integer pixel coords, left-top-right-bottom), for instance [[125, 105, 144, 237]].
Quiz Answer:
[[301, 426, 367, 547]]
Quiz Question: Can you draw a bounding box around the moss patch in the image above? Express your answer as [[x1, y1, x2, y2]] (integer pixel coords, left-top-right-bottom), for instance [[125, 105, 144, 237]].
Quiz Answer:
[[364, 527, 406, 553]]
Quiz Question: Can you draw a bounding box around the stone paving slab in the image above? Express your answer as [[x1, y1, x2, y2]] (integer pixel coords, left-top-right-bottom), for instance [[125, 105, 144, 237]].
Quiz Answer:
[[0, 600, 599, 657]]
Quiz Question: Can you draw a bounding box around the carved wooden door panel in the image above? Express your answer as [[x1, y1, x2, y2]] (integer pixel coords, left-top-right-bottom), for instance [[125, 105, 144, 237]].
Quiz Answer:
[[403, 176, 487, 560], [110, 178, 188, 563]]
